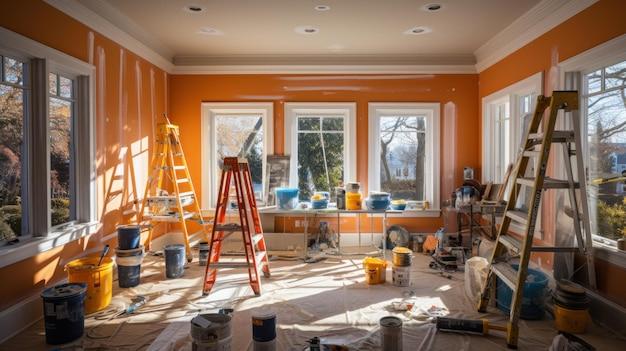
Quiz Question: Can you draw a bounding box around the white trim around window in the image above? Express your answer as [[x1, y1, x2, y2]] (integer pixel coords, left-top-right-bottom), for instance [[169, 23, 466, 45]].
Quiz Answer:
[[201, 102, 274, 208], [283, 102, 357, 191], [482, 71, 543, 183], [368, 103, 440, 214]]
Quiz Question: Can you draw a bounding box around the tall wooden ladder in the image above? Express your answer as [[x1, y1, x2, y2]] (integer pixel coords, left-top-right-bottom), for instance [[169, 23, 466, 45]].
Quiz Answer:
[[138, 118, 207, 262], [477, 91, 596, 348], [202, 157, 271, 296]]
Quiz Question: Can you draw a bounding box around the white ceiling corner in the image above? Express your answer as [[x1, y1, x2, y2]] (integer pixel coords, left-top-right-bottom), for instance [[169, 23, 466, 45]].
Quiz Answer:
[[474, 0, 599, 72]]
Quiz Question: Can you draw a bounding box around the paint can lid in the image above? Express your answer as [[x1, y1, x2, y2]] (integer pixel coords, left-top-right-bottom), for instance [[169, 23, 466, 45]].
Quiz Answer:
[[164, 244, 185, 251], [251, 310, 276, 320], [41, 283, 87, 300], [380, 316, 402, 328], [392, 246, 412, 254]]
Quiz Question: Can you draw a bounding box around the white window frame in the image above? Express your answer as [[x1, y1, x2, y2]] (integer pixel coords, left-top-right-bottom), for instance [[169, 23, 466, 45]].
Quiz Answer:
[[201, 102, 274, 208], [482, 72, 543, 183], [368, 103, 440, 214], [0, 27, 97, 268], [559, 33, 626, 255], [284, 102, 357, 192]]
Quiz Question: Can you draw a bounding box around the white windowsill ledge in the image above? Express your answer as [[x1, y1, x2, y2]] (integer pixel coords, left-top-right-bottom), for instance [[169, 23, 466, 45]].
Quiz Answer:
[[0, 221, 101, 269], [593, 241, 626, 270]]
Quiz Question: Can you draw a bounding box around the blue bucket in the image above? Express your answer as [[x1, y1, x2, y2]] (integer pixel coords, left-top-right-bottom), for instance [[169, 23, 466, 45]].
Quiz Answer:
[[251, 311, 276, 342], [164, 244, 186, 278], [275, 188, 299, 210], [116, 246, 144, 288], [496, 264, 549, 320], [41, 283, 87, 345], [117, 225, 141, 250]]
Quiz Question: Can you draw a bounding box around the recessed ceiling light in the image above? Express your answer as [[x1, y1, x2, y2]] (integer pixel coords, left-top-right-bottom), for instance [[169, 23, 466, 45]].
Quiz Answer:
[[197, 27, 223, 36], [422, 3, 443, 12], [295, 26, 320, 35], [403, 26, 432, 35], [315, 5, 330, 11], [183, 5, 205, 13]]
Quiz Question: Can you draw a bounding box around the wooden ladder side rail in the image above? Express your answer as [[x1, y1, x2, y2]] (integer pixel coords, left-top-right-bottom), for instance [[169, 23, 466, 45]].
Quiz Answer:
[[139, 134, 166, 250]]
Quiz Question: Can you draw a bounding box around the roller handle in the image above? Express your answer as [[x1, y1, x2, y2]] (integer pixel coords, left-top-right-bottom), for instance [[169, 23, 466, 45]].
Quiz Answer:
[[97, 245, 110, 266]]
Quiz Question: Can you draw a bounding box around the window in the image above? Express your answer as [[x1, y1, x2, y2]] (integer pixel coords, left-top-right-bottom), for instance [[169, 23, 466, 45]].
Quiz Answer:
[[284, 103, 356, 201], [201, 103, 273, 207], [0, 55, 26, 240], [482, 72, 543, 183], [368, 103, 440, 208], [0, 27, 95, 247], [48, 73, 75, 227], [584, 59, 626, 243]]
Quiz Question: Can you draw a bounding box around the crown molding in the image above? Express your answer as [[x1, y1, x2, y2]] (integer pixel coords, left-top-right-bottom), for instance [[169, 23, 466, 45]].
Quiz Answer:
[[44, 0, 174, 72], [474, 0, 598, 73], [172, 64, 477, 75]]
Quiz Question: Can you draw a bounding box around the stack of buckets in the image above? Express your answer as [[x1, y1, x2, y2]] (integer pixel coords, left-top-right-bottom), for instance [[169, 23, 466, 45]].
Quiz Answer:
[[553, 280, 590, 333], [116, 225, 144, 288], [391, 247, 412, 287], [251, 311, 277, 351]]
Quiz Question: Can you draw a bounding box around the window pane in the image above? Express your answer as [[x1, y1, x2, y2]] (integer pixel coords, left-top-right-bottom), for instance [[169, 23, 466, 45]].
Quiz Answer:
[[586, 65, 626, 241], [215, 114, 263, 199], [322, 117, 343, 131], [605, 62, 626, 89], [297, 131, 344, 200], [59, 76, 73, 99], [586, 70, 602, 94], [379, 116, 425, 200], [49, 73, 57, 95], [3, 57, 24, 85], [298, 117, 320, 131], [0, 84, 24, 238], [49, 97, 72, 226]]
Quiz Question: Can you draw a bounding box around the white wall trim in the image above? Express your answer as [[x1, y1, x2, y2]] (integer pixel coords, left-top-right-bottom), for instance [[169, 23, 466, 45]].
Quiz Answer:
[[43, 0, 174, 73], [284, 102, 357, 190], [367, 103, 441, 209], [475, 0, 598, 72], [558, 33, 626, 75], [172, 64, 477, 75], [201, 102, 274, 208]]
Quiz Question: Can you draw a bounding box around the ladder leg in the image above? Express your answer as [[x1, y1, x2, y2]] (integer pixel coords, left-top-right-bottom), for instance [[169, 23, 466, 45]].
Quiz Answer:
[[561, 142, 585, 253], [242, 165, 270, 278]]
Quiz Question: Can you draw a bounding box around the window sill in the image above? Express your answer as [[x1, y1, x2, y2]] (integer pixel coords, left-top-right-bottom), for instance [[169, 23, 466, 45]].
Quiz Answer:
[[0, 221, 101, 269], [593, 240, 626, 270]]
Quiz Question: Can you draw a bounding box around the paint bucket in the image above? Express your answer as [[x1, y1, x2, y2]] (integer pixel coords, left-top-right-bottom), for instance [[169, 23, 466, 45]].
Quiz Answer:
[[198, 242, 210, 266], [115, 246, 144, 288], [363, 257, 387, 284], [496, 264, 548, 320], [252, 311, 276, 351], [336, 187, 346, 210], [345, 182, 360, 193], [391, 247, 412, 267], [380, 316, 402, 351], [65, 256, 113, 314], [392, 266, 411, 287], [190, 313, 232, 351], [553, 280, 589, 333], [117, 225, 141, 250], [164, 244, 186, 278], [346, 192, 362, 210], [41, 283, 87, 345]]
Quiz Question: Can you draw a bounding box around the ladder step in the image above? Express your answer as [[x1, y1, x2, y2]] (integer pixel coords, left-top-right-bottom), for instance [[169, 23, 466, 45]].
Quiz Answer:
[[522, 150, 541, 158], [252, 234, 263, 245], [122, 209, 137, 216], [173, 166, 186, 170], [499, 234, 522, 253], [528, 130, 575, 143], [146, 212, 195, 222], [506, 210, 528, 224], [176, 178, 189, 184], [209, 251, 267, 269], [517, 177, 579, 189], [214, 223, 242, 232], [491, 262, 518, 289]]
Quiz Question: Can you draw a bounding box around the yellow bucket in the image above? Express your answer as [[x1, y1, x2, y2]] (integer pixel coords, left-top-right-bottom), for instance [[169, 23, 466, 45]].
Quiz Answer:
[[363, 257, 387, 284], [65, 256, 114, 314], [346, 192, 362, 210], [554, 305, 589, 334]]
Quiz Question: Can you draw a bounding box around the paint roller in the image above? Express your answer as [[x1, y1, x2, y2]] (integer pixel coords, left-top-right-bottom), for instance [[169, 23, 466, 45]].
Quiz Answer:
[[436, 317, 507, 336]]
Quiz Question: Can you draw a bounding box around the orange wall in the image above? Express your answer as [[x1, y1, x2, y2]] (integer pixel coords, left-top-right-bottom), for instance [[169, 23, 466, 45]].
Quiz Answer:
[[0, 0, 167, 310], [478, 0, 626, 306], [169, 74, 480, 233]]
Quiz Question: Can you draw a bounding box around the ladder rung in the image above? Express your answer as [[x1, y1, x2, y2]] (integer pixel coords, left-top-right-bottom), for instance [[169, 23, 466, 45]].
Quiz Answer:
[[122, 209, 137, 216], [530, 246, 582, 252], [252, 234, 263, 245], [176, 178, 189, 184], [179, 191, 195, 198], [499, 234, 521, 253], [517, 177, 579, 189], [255, 251, 267, 266], [522, 150, 541, 158], [506, 210, 528, 224], [215, 223, 242, 232], [209, 251, 266, 269], [173, 166, 186, 170], [492, 262, 518, 289], [528, 131, 575, 143]]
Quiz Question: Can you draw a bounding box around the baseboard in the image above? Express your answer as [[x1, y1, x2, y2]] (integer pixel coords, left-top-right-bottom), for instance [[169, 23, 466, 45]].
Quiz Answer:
[[587, 289, 626, 336], [0, 278, 68, 344]]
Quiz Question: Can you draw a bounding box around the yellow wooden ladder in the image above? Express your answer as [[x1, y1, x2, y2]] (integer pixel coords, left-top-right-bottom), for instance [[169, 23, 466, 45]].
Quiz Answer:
[[138, 117, 207, 262], [477, 91, 596, 348]]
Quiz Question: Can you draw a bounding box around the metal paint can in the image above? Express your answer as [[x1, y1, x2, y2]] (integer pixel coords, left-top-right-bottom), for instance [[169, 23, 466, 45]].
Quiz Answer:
[[336, 187, 346, 210], [391, 246, 412, 267], [392, 266, 411, 287], [380, 316, 403, 351], [252, 311, 276, 351], [190, 313, 232, 351]]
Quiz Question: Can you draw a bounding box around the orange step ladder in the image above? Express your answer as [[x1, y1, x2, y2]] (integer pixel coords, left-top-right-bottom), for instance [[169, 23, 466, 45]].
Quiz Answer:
[[202, 157, 271, 296]]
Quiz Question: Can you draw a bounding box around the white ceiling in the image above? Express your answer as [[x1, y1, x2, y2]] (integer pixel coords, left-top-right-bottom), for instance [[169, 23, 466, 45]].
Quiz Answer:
[[77, 0, 541, 66]]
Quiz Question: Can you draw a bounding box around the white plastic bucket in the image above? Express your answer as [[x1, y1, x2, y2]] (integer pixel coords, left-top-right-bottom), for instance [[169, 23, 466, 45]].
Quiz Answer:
[[392, 265, 411, 287]]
